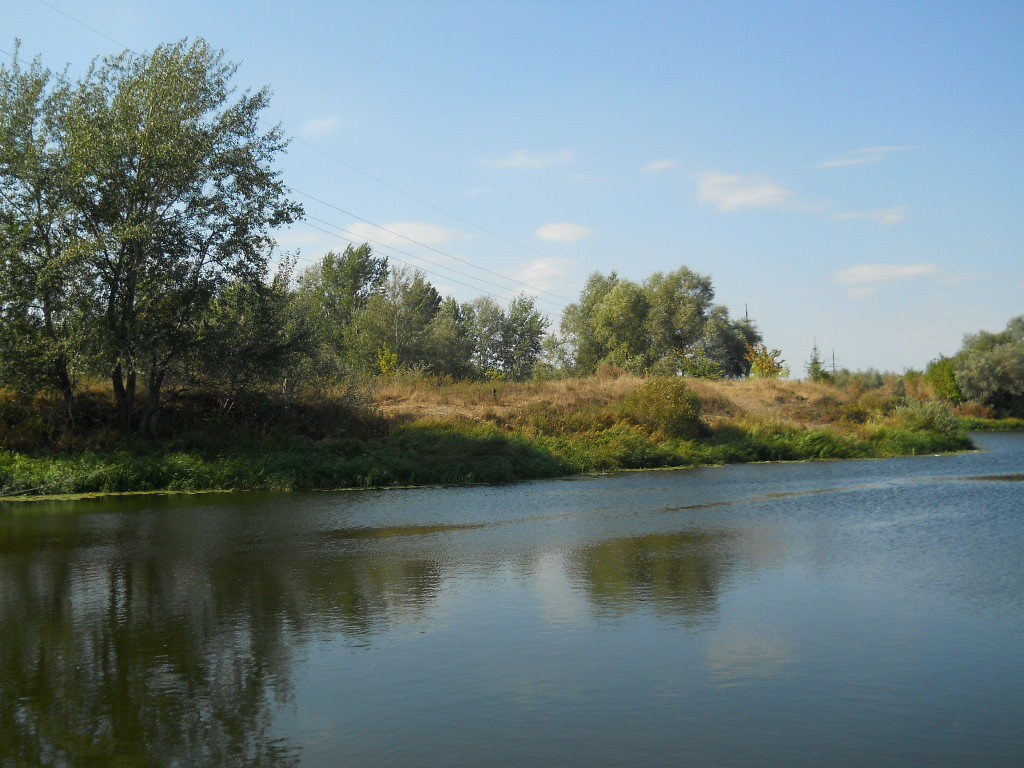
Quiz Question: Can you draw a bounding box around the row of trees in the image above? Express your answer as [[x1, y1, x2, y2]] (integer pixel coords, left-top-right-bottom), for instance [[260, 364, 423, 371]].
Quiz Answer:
[[291, 244, 547, 381]]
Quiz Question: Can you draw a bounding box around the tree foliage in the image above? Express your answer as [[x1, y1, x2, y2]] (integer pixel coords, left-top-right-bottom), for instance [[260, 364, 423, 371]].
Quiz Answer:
[[0, 40, 302, 433], [928, 316, 1024, 416], [745, 344, 787, 379], [559, 267, 759, 376]]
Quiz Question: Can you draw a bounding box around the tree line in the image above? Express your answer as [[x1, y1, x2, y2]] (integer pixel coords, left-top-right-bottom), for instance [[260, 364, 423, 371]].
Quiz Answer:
[[0, 39, 762, 436]]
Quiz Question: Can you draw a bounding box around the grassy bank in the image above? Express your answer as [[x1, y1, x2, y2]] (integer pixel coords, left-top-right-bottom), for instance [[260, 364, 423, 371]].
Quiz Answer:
[[959, 416, 1024, 431], [1, 376, 973, 500]]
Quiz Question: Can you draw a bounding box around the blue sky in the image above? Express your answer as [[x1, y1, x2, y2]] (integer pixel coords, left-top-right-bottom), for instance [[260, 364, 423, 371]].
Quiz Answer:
[[6, 0, 1022, 370]]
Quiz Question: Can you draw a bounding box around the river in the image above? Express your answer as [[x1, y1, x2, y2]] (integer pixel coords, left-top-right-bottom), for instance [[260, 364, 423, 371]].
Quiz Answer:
[[1, 433, 1022, 766]]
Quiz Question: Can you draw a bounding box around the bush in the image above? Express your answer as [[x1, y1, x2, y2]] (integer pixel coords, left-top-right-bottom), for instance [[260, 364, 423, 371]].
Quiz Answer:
[[620, 377, 705, 438], [889, 399, 961, 436]]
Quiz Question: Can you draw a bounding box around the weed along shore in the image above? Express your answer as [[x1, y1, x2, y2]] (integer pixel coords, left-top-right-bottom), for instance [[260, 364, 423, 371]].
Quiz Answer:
[[1, 376, 977, 501]]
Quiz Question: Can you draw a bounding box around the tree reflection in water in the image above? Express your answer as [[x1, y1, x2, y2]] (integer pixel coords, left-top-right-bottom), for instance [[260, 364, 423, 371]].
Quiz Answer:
[[567, 530, 735, 622], [0, 510, 442, 767], [0, 501, 737, 765]]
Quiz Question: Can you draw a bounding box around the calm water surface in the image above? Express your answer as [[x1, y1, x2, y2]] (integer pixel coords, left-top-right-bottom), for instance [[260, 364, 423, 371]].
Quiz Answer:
[[2, 433, 1023, 766]]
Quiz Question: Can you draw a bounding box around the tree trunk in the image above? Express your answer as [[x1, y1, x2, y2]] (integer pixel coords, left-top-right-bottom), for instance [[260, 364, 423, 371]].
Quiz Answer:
[[54, 354, 76, 425], [139, 366, 165, 437], [111, 363, 136, 430]]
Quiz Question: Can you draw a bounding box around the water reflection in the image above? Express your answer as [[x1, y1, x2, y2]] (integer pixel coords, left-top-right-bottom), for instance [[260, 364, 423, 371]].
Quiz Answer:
[[567, 530, 734, 622], [2, 434, 1023, 767], [0, 511, 446, 766]]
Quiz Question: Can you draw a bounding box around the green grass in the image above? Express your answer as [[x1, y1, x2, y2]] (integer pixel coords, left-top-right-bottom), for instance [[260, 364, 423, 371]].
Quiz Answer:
[[959, 416, 1024, 431], [0, 416, 974, 501]]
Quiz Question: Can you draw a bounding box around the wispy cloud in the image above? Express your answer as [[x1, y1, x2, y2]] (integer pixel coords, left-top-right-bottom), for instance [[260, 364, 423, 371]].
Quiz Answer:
[[535, 222, 593, 243], [347, 221, 462, 248], [817, 146, 908, 168], [696, 172, 817, 212], [641, 158, 679, 173], [834, 263, 942, 298], [835, 204, 908, 225], [511, 256, 576, 292], [488, 149, 574, 169], [301, 116, 340, 136], [462, 188, 494, 196]]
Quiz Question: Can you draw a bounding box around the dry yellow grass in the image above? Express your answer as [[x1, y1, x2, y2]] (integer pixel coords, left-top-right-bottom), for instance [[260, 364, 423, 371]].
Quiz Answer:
[[373, 375, 877, 430], [374, 373, 646, 424]]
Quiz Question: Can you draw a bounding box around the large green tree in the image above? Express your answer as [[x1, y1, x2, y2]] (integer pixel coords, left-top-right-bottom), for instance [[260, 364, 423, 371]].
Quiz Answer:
[[60, 39, 299, 431]]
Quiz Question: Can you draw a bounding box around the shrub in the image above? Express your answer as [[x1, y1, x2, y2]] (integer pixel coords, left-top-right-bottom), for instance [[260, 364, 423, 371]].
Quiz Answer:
[[620, 377, 705, 438], [889, 399, 961, 436]]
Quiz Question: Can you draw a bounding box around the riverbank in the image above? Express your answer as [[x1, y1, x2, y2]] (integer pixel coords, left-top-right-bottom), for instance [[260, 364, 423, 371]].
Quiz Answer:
[[1, 376, 976, 500]]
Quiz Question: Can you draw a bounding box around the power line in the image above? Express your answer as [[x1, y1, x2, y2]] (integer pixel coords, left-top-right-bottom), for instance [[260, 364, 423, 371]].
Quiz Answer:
[[304, 214, 568, 311], [298, 220, 564, 323], [26, 0, 579, 311], [292, 187, 575, 303], [35, 0, 127, 47], [0, 46, 32, 66], [292, 137, 570, 264]]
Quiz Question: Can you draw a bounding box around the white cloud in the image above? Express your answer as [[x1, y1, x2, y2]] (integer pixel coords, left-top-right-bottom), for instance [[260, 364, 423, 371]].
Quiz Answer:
[[534, 222, 594, 243], [696, 172, 809, 212], [834, 263, 942, 298], [834, 263, 941, 285], [510, 256, 575, 292], [347, 220, 461, 248], [301, 116, 340, 136], [835, 204, 908, 225], [641, 158, 679, 173], [847, 286, 878, 299], [817, 145, 908, 168], [462, 188, 493, 196], [488, 149, 573, 169]]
